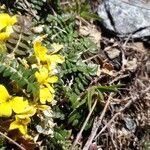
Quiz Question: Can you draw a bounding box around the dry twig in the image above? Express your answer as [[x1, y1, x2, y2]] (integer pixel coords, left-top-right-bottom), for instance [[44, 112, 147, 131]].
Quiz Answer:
[[83, 93, 113, 150], [94, 86, 150, 140]]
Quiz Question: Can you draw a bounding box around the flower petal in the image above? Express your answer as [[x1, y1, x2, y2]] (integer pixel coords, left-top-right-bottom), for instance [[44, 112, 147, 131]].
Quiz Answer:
[[11, 97, 29, 114], [35, 67, 49, 84], [40, 88, 53, 104], [47, 76, 58, 83], [0, 13, 17, 30], [36, 105, 49, 111], [46, 54, 65, 71], [0, 32, 10, 41], [0, 102, 12, 117], [0, 26, 13, 41], [0, 84, 10, 103], [16, 106, 36, 119], [16, 116, 31, 125], [45, 83, 55, 93], [47, 54, 65, 64], [33, 40, 47, 62], [9, 120, 28, 135]]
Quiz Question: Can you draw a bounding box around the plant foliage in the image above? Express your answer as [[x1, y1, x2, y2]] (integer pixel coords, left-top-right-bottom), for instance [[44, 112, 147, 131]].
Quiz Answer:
[[0, 0, 117, 149], [0, 54, 38, 96]]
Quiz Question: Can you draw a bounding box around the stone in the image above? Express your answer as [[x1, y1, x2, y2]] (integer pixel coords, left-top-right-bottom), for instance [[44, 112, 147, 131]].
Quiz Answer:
[[105, 48, 121, 59], [97, 0, 150, 38]]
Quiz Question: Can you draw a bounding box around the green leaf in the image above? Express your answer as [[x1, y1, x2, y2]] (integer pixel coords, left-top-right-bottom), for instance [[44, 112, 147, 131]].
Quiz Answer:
[[72, 119, 79, 126], [3, 68, 12, 77], [97, 89, 104, 102], [0, 65, 5, 73], [0, 56, 39, 97], [68, 112, 80, 125], [87, 87, 96, 110], [96, 85, 119, 93], [87, 63, 98, 76], [71, 96, 86, 113], [80, 11, 101, 21], [54, 128, 71, 141], [70, 94, 80, 109]]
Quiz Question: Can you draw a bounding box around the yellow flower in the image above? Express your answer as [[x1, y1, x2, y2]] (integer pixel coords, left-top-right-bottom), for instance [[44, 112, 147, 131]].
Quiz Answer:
[[36, 104, 49, 111], [0, 13, 17, 41], [35, 67, 58, 84], [0, 13, 17, 30], [33, 36, 65, 70], [35, 67, 48, 83], [35, 67, 57, 104], [33, 39, 47, 62], [0, 101, 12, 117], [33, 37, 65, 105], [16, 106, 36, 119], [47, 54, 65, 70], [9, 101, 36, 135], [46, 75, 58, 83], [49, 43, 65, 67], [39, 87, 54, 104], [0, 85, 12, 117], [9, 116, 31, 135], [0, 84, 35, 117], [11, 97, 29, 114], [44, 83, 55, 93], [0, 26, 14, 41], [0, 84, 11, 103]]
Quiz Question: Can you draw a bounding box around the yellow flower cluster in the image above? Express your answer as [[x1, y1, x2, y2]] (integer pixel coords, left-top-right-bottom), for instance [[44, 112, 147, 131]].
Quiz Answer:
[[0, 13, 17, 41], [0, 85, 36, 135], [33, 36, 65, 104], [0, 13, 35, 136], [0, 13, 65, 138]]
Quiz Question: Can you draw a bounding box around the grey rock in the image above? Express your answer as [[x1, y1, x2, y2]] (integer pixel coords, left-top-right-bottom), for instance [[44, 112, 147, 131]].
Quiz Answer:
[[123, 116, 137, 132], [97, 0, 150, 38], [105, 48, 121, 59]]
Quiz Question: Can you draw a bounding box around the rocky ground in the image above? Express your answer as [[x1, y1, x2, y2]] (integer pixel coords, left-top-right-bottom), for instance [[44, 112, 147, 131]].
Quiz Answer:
[[80, 0, 150, 148]]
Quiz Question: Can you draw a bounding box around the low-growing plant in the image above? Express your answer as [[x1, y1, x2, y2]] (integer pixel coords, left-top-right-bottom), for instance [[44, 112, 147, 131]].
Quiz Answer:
[[0, 1, 117, 149], [0, 13, 67, 149]]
